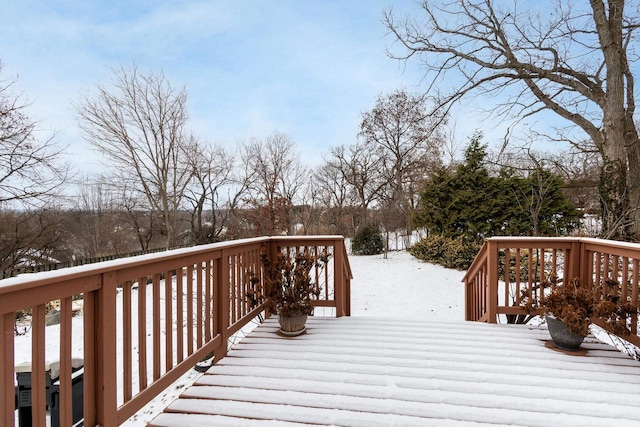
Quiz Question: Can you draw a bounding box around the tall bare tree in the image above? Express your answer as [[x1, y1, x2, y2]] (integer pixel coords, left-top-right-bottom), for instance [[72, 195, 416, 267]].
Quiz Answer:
[[223, 144, 258, 240], [0, 61, 68, 276], [295, 179, 324, 235], [385, 0, 640, 241], [183, 140, 237, 243], [67, 179, 135, 258], [241, 132, 306, 236], [326, 142, 387, 228], [0, 61, 67, 206], [359, 89, 444, 234], [315, 160, 354, 235], [75, 65, 193, 249]]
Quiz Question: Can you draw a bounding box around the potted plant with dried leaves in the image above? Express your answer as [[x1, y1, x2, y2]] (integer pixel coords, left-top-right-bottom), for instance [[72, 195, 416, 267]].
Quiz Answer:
[[260, 247, 329, 336], [524, 277, 636, 351]]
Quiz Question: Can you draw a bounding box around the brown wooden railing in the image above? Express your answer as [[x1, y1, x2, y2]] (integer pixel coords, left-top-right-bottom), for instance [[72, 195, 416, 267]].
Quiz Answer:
[[463, 236, 640, 346], [0, 236, 352, 427]]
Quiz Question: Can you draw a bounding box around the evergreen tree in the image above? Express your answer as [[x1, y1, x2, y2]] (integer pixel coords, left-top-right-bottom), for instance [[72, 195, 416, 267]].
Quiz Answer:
[[413, 133, 581, 244], [511, 169, 582, 236], [412, 167, 454, 235], [414, 132, 504, 241]]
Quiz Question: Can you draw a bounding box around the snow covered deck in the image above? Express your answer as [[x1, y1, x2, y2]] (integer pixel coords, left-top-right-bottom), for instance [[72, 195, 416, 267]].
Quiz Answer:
[[149, 317, 640, 426]]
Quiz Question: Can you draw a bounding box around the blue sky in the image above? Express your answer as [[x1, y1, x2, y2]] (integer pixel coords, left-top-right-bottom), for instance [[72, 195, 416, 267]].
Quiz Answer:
[[1, 0, 530, 176]]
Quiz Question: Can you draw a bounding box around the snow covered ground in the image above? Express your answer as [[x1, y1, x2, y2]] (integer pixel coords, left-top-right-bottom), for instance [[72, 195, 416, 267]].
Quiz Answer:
[[11, 250, 465, 425], [348, 251, 465, 321]]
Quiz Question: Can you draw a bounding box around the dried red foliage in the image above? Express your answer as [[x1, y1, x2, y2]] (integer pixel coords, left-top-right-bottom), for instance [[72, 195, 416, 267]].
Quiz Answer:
[[524, 277, 637, 337], [260, 247, 328, 317]]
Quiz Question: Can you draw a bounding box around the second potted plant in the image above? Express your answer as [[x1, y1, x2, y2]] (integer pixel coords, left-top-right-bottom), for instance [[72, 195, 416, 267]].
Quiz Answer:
[[260, 247, 328, 336], [524, 277, 636, 351]]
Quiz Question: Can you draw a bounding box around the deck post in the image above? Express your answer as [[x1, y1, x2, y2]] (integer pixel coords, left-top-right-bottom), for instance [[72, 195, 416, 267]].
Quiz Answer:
[[463, 276, 471, 321], [96, 272, 118, 426], [568, 241, 582, 283], [345, 269, 351, 317], [486, 239, 498, 323], [214, 250, 230, 361], [335, 238, 346, 317], [579, 242, 591, 287], [1, 313, 14, 427], [83, 290, 97, 426], [264, 240, 279, 320]]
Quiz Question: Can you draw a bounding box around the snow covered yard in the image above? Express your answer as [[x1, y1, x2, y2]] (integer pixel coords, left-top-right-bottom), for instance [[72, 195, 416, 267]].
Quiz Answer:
[[348, 251, 466, 321]]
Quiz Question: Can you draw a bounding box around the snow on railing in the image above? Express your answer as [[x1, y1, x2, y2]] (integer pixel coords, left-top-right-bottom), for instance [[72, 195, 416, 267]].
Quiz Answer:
[[0, 236, 351, 427], [463, 237, 640, 347]]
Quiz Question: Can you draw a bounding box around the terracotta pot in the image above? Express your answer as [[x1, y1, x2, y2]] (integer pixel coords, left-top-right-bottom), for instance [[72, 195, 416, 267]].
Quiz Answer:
[[278, 314, 308, 336], [545, 315, 585, 351]]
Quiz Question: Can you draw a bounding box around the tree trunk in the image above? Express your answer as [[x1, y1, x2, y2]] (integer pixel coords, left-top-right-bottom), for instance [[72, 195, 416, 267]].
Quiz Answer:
[[593, 0, 634, 241], [626, 136, 640, 240], [599, 157, 629, 240]]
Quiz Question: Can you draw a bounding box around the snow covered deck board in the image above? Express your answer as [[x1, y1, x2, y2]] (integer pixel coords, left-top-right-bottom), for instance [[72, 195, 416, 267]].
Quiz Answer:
[[149, 317, 640, 427]]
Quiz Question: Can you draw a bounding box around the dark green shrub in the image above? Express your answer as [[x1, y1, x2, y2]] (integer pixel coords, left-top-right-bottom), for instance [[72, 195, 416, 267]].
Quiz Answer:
[[351, 224, 385, 255], [409, 234, 481, 270], [408, 233, 448, 261]]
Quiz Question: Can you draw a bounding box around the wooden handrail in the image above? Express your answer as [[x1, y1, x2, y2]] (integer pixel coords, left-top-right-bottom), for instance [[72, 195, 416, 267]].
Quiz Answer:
[[463, 236, 640, 347], [463, 240, 489, 285], [1, 235, 351, 427], [341, 241, 353, 316]]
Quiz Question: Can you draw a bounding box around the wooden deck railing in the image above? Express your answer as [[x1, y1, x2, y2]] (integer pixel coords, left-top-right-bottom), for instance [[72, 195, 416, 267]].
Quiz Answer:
[[0, 235, 352, 427], [463, 236, 640, 346]]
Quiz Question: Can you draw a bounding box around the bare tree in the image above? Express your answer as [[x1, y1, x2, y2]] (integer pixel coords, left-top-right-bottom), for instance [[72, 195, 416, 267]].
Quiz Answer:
[[295, 180, 323, 235], [0, 208, 66, 277], [440, 120, 466, 170], [66, 178, 135, 258], [359, 89, 444, 234], [0, 61, 68, 276], [0, 61, 67, 206], [120, 184, 160, 251], [545, 145, 601, 218], [241, 132, 306, 236], [326, 142, 387, 228], [224, 145, 258, 240], [315, 160, 354, 235], [385, 0, 640, 241], [183, 140, 236, 243], [75, 64, 193, 248]]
